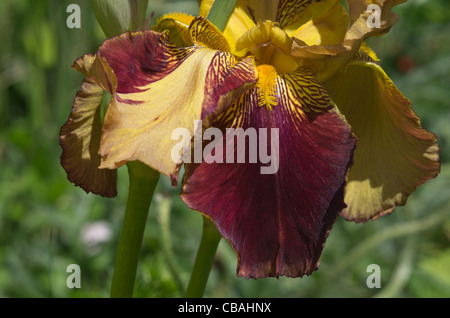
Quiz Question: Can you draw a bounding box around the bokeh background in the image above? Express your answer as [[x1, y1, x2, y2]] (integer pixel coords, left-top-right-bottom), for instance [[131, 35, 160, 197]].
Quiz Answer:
[[1, 0, 449, 298]]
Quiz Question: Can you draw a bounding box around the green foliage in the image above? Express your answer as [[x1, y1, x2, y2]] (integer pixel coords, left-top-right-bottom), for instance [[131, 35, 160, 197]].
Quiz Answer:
[[90, 0, 149, 37], [207, 0, 238, 31], [0, 0, 449, 298]]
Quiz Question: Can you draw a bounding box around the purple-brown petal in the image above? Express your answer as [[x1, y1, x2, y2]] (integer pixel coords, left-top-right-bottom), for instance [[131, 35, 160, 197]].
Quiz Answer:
[[181, 69, 356, 278]]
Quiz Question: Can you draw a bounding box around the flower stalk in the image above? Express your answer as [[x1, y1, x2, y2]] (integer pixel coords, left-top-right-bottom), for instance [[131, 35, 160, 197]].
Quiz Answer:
[[110, 161, 159, 298], [185, 216, 222, 298]]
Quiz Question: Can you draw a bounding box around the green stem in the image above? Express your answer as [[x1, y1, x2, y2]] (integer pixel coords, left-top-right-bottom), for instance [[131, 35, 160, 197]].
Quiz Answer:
[[185, 216, 222, 298], [158, 196, 185, 294], [110, 161, 159, 298]]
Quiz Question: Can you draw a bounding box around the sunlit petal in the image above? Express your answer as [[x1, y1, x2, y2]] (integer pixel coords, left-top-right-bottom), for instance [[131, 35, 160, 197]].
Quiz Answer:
[[244, 0, 279, 22], [236, 20, 293, 55], [285, 2, 348, 46], [60, 54, 117, 197], [235, 0, 339, 28], [324, 52, 440, 222], [277, 0, 341, 29], [153, 13, 195, 47], [291, 0, 406, 82]]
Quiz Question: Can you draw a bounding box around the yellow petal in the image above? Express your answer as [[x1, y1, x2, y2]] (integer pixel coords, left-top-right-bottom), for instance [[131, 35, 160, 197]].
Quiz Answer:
[[239, 0, 340, 29], [245, 0, 279, 22], [286, 2, 349, 46], [359, 42, 380, 62], [324, 56, 440, 222], [235, 20, 299, 73], [236, 20, 293, 55], [291, 0, 406, 83], [153, 13, 195, 47], [277, 0, 341, 28], [231, 0, 340, 32], [222, 0, 256, 54], [199, 0, 215, 17]]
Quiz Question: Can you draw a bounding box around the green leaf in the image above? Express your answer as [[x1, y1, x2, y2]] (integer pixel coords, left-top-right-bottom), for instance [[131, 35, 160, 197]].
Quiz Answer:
[[207, 0, 238, 32], [90, 0, 149, 38], [99, 90, 112, 126], [410, 249, 450, 297]]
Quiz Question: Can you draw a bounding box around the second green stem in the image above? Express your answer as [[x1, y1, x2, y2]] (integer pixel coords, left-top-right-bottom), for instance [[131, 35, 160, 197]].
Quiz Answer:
[[185, 216, 222, 298], [110, 161, 159, 298]]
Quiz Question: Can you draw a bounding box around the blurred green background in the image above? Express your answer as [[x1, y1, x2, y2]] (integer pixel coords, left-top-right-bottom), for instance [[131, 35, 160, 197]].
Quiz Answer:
[[0, 0, 449, 298]]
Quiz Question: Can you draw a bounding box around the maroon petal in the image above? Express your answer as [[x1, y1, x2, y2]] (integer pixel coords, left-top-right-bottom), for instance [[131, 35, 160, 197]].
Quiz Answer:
[[97, 30, 195, 94], [92, 30, 257, 180], [181, 68, 356, 278]]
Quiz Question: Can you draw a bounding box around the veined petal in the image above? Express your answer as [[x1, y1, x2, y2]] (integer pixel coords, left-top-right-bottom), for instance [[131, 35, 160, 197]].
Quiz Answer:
[[97, 31, 191, 94], [281, 69, 333, 115], [181, 68, 356, 278], [276, 0, 341, 29], [199, 1, 256, 55], [324, 54, 440, 222], [96, 30, 257, 182], [358, 42, 380, 62], [244, 0, 279, 22], [218, 0, 338, 30], [233, 0, 337, 28], [60, 75, 117, 197], [189, 16, 231, 52], [291, 0, 406, 83], [201, 0, 298, 27]]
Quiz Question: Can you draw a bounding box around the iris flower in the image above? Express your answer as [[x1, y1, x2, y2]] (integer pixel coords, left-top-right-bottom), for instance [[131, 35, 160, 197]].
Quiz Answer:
[[60, 0, 440, 279]]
